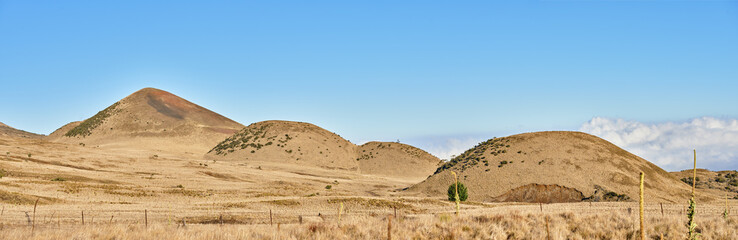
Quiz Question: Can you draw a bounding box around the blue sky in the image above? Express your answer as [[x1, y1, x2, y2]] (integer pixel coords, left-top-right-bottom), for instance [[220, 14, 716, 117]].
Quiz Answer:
[[1, 1, 737, 170]]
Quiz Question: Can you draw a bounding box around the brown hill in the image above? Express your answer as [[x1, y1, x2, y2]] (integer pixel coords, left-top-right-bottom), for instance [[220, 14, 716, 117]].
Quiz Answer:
[[409, 131, 706, 203], [357, 141, 441, 180], [206, 120, 440, 181], [671, 169, 738, 199], [0, 122, 44, 139], [47, 88, 244, 154], [206, 120, 357, 170]]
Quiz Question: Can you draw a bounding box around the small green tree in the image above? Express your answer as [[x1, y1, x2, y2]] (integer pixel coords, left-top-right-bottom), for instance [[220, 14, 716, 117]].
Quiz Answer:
[[447, 182, 468, 202]]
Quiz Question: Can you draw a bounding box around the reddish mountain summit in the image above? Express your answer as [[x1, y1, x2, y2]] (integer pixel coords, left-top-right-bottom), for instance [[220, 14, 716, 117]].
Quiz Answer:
[[48, 88, 244, 154]]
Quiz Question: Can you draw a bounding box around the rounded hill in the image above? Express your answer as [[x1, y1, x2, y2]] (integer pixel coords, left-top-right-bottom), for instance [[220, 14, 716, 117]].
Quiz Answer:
[[409, 131, 702, 203], [0, 122, 44, 139], [206, 120, 441, 180], [206, 120, 358, 170], [357, 141, 441, 180]]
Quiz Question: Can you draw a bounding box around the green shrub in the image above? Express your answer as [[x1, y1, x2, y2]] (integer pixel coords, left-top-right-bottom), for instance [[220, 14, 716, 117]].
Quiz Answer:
[[602, 191, 630, 201], [447, 182, 468, 202], [325, 185, 332, 190], [51, 177, 66, 182], [681, 177, 700, 185], [0, 169, 5, 178]]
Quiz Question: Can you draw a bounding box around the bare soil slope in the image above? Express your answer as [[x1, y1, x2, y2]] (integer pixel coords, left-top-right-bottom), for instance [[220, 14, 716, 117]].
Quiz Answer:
[[0, 122, 44, 139], [409, 131, 706, 203], [357, 141, 441, 180], [206, 120, 440, 180], [47, 88, 244, 154]]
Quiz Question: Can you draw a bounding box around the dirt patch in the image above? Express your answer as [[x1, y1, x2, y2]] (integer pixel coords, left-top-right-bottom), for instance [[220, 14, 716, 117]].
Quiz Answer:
[[494, 183, 584, 203], [10, 155, 97, 171], [199, 171, 241, 181], [264, 199, 301, 206], [147, 94, 184, 119]]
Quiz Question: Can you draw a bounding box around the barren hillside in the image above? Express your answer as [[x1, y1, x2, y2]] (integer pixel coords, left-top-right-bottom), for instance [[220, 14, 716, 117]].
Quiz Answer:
[[410, 131, 707, 203], [357, 141, 441, 180], [206, 120, 440, 181], [47, 88, 244, 154], [0, 122, 44, 139]]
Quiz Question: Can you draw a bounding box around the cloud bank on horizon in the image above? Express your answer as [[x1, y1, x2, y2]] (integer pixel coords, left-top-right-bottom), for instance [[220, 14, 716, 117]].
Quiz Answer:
[[403, 135, 490, 161], [416, 117, 737, 172], [580, 117, 738, 172]]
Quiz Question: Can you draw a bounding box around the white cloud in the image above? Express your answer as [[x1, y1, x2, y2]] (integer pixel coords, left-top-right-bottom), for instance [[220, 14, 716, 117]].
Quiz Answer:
[[404, 135, 490, 161], [580, 117, 738, 171], [428, 138, 486, 160]]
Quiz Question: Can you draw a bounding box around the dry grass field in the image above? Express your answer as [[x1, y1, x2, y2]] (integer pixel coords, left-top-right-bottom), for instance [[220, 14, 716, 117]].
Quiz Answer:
[[2, 88, 736, 239], [1, 134, 737, 239], [1, 203, 736, 239]]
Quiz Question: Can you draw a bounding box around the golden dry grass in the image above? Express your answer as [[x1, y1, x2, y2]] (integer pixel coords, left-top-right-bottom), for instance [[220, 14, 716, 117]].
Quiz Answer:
[[1, 206, 737, 240], [3, 118, 738, 239]]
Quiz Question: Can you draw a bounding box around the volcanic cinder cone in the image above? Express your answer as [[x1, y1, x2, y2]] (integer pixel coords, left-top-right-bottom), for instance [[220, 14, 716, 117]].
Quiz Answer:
[[48, 88, 244, 154]]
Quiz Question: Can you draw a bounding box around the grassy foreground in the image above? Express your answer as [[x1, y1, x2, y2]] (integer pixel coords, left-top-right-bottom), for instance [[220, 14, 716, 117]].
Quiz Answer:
[[1, 210, 736, 240]]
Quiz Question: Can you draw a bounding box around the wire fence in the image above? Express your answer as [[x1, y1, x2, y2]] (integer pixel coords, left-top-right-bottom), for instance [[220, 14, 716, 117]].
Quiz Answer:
[[0, 202, 734, 227]]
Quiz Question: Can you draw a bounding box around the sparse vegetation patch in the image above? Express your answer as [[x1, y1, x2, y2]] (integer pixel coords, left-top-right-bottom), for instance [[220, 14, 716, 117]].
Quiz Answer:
[[65, 102, 121, 137], [51, 177, 66, 182], [209, 122, 295, 155], [435, 137, 512, 174]]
